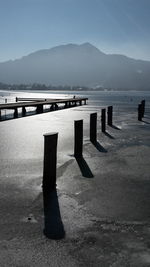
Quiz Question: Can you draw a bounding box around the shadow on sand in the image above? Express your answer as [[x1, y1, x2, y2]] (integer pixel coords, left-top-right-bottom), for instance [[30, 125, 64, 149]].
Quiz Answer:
[[109, 124, 121, 130], [75, 156, 94, 178], [91, 140, 107, 153], [43, 189, 65, 239], [142, 120, 150, 124], [103, 131, 115, 139]]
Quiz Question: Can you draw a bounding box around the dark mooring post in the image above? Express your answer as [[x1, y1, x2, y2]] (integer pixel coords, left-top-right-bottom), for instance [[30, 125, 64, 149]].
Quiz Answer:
[[90, 113, 97, 143], [74, 120, 83, 158], [36, 104, 43, 114], [43, 132, 65, 240], [43, 132, 58, 192], [107, 106, 113, 126], [14, 108, 18, 118], [22, 106, 26, 116], [141, 100, 145, 118], [101, 108, 106, 132], [138, 104, 143, 121]]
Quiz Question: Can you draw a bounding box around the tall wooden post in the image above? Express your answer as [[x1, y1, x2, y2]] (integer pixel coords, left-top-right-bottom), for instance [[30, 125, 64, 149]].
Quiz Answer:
[[141, 100, 145, 118], [101, 109, 106, 132], [14, 108, 18, 118], [90, 113, 97, 143], [37, 104, 43, 114], [138, 104, 142, 121], [22, 106, 26, 116], [43, 132, 65, 240], [107, 106, 113, 126], [43, 132, 58, 192], [74, 120, 83, 158]]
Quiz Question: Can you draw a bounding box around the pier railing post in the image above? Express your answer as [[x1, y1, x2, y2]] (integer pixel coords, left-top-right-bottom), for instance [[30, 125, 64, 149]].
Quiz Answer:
[[22, 106, 26, 116], [14, 108, 18, 118], [90, 113, 97, 143], [74, 120, 83, 158], [107, 106, 113, 126], [138, 104, 143, 121], [43, 132, 58, 192], [37, 104, 43, 114], [101, 108, 106, 132]]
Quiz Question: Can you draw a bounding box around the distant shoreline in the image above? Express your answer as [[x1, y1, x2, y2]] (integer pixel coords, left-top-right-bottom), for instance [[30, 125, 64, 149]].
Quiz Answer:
[[0, 88, 150, 92]]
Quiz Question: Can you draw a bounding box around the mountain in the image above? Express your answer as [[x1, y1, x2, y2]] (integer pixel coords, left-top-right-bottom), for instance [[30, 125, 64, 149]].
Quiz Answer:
[[0, 42, 150, 90]]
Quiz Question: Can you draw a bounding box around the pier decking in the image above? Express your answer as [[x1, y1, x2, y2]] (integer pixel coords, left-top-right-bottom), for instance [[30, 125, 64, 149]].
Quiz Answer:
[[0, 97, 88, 120]]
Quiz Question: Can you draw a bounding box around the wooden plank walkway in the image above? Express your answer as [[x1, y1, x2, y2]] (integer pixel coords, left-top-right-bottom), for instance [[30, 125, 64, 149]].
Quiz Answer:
[[0, 97, 88, 119], [16, 97, 61, 102]]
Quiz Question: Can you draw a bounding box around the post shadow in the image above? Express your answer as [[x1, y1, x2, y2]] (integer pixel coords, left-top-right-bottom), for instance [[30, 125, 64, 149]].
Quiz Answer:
[[108, 124, 121, 130], [141, 120, 150, 124], [75, 156, 94, 178], [91, 140, 107, 153], [43, 189, 65, 239], [103, 131, 115, 139]]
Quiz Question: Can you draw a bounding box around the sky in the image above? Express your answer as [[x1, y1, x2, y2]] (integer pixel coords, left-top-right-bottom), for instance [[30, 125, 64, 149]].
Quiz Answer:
[[0, 0, 150, 62]]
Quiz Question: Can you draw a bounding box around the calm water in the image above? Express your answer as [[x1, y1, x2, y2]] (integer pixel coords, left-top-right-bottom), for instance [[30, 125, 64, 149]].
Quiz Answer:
[[0, 90, 150, 119], [1, 89, 150, 104]]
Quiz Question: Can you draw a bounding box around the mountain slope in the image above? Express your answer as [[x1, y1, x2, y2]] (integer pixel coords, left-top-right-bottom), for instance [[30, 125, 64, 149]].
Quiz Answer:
[[0, 43, 150, 89]]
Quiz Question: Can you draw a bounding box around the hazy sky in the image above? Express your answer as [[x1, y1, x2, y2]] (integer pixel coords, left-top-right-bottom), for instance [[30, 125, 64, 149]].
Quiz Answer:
[[0, 0, 150, 62]]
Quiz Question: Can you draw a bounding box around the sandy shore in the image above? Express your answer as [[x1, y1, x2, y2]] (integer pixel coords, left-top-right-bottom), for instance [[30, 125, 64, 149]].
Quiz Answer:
[[0, 101, 150, 266]]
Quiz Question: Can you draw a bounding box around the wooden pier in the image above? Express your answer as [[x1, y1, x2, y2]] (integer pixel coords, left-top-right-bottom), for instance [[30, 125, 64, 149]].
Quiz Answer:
[[0, 97, 88, 120]]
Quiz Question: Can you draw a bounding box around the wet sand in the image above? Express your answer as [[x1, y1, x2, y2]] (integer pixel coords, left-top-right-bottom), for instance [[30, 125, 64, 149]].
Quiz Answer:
[[0, 101, 150, 266]]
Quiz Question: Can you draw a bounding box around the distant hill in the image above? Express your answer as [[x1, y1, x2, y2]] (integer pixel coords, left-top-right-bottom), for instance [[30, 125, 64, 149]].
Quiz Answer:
[[0, 42, 150, 90]]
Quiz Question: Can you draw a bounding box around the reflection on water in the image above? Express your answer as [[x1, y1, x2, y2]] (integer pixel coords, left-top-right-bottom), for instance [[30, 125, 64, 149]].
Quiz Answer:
[[1, 89, 150, 104], [0, 89, 150, 120]]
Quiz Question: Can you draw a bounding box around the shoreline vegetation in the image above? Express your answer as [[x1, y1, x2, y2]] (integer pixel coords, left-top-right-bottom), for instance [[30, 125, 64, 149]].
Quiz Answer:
[[0, 82, 150, 91]]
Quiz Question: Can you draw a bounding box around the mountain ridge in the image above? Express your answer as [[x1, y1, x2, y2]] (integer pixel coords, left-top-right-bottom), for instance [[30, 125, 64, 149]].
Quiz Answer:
[[0, 43, 150, 90]]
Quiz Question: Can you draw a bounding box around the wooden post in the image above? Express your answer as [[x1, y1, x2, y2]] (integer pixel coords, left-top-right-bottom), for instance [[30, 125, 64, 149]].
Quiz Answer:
[[107, 106, 113, 126], [101, 109, 106, 132], [138, 104, 142, 121], [43, 132, 65, 239], [55, 104, 58, 110], [74, 120, 83, 158], [90, 113, 97, 143], [64, 102, 68, 108], [141, 100, 145, 118], [22, 106, 26, 116], [50, 104, 54, 111], [36, 104, 43, 113], [43, 132, 58, 192], [14, 108, 18, 118]]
